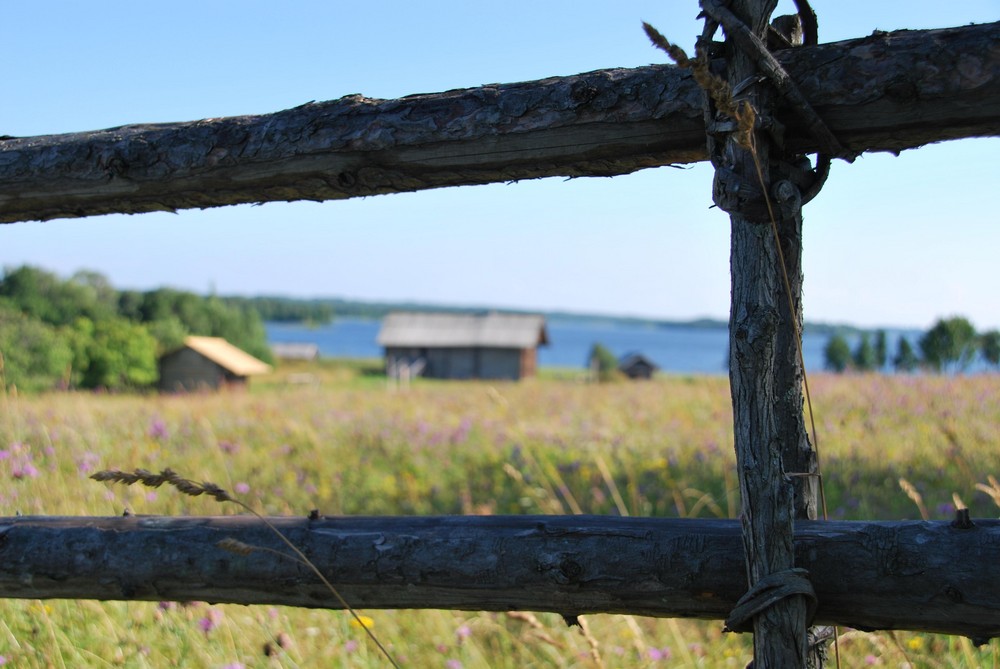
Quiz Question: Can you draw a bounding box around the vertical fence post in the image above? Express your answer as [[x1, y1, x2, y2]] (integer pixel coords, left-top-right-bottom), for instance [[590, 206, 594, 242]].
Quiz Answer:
[[712, 0, 815, 665]]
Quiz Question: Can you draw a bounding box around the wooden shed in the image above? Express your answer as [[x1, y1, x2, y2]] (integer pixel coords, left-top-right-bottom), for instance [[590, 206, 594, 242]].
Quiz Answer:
[[618, 352, 659, 380], [158, 336, 271, 392], [377, 312, 548, 380], [271, 342, 320, 360]]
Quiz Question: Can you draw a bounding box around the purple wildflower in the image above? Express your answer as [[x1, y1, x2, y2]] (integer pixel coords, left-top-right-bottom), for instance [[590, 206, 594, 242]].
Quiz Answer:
[[450, 418, 472, 444], [77, 452, 100, 474], [648, 647, 673, 661], [218, 440, 239, 455], [198, 608, 223, 634], [148, 419, 168, 439], [12, 462, 39, 479]]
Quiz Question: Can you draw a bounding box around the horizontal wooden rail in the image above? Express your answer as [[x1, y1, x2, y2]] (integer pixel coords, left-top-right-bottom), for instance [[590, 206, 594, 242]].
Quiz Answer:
[[0, 22, 997, 223], [1, 514, 997, 641]]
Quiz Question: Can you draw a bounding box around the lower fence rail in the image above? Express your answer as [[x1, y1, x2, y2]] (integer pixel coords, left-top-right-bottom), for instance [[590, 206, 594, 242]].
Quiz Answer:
[[0, 514, 996, 641]]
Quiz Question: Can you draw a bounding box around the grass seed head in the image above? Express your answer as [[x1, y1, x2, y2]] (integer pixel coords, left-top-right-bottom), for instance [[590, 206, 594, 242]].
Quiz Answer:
[[91, 468, 234, 503]]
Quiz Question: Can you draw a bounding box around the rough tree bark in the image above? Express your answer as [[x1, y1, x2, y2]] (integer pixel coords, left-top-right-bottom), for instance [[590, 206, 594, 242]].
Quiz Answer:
[[0, 22, 996, 223], [1, 515, 997, 641]]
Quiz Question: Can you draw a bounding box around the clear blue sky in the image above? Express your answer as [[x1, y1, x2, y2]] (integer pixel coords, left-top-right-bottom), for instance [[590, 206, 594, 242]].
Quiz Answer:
[[2, 1, 998, 329]]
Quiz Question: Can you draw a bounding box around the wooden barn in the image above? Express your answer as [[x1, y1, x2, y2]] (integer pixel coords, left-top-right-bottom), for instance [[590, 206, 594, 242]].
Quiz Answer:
[[618, 352, 659, 380], [377, 312, 548, 381], [158, 336, 271, 392]]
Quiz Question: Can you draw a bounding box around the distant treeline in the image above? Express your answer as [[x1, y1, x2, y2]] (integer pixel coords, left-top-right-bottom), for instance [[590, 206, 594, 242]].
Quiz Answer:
[[823, 318, 999, 374], [0, 266, 271, 392], [224, 295, 866, 337], [225, 297, 508, 323], [219, 296, 334, 324], [213, 296, 461, 323], [222, 296, 567, 324]]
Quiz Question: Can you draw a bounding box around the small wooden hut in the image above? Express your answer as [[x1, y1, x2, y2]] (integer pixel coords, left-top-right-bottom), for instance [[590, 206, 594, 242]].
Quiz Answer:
[[271, 342, 320, 360], [377, 312, 548, 380], [158, 336, 271, 392], [618, 352, 658, 380]]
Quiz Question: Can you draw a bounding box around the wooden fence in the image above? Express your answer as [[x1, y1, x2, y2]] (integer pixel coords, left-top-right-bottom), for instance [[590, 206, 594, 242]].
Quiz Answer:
[[1, 2, 998, 665]]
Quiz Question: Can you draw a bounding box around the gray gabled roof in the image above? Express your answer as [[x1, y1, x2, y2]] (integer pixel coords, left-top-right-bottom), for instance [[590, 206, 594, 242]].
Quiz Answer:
[[377, 312, 548, 349]]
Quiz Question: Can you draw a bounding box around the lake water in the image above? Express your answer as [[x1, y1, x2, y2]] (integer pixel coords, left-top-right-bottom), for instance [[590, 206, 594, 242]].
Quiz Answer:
[[266, 317, 856, 375]]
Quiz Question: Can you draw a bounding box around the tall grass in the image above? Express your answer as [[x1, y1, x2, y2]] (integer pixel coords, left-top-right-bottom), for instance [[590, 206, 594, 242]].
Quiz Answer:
[[0, 371, 997, 666]]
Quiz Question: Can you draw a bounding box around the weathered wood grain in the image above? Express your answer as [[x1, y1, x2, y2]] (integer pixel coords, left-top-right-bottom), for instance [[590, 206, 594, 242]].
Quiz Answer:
[[719, 1, 811, 663], [0, 22, 997, 223], [1, 514, 997, 641]]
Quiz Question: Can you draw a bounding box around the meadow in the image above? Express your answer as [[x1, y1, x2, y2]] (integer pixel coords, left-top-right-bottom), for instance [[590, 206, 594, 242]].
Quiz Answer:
[[1, 363, 998, 668]]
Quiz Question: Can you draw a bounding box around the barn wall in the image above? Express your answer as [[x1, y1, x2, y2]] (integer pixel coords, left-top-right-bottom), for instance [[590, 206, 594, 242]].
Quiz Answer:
[[429, 347, 476, 379], [158, 349, 225, 391], [478, 348, 522, 380], [385, 347, 527, 380]]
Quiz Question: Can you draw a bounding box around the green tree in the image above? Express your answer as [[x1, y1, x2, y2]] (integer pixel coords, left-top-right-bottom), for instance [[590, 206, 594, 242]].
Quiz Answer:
[[919, 316, 978, 373], [64, 317, 96, 387], [588, 343, 621, 382], [823, 334, 852, 373], [0, 301, 74, 391], [222, 296, 334, 323], [146, 316, 188, 355], [69, 269, 118, 321], [981, 330, 1000, 369], [117, 290, 145, 321], [893, 336, 920, 373], [80, 318, 158, 389], [874, 330, 888, 370], [0, 265, 120, 326], [137, 289, 272, 363], [853, 333, 878, 372], [226, 305, 272, 363]]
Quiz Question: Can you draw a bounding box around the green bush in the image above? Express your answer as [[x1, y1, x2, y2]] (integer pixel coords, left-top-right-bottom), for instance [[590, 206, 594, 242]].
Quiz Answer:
[[587, 342, 622, 382]]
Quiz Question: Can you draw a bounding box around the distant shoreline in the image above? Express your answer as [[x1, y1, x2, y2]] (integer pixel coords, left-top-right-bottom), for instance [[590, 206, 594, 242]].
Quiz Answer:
[[244, 295, 876, 336]]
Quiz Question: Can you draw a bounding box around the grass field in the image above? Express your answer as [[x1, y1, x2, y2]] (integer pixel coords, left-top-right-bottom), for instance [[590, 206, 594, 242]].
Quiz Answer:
[[1, 364, 998, 667]]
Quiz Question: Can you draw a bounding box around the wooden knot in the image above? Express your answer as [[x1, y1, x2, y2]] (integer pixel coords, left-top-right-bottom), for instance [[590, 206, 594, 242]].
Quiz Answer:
[[772, 179, 801, 220], [951, 508, 975, 530]]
